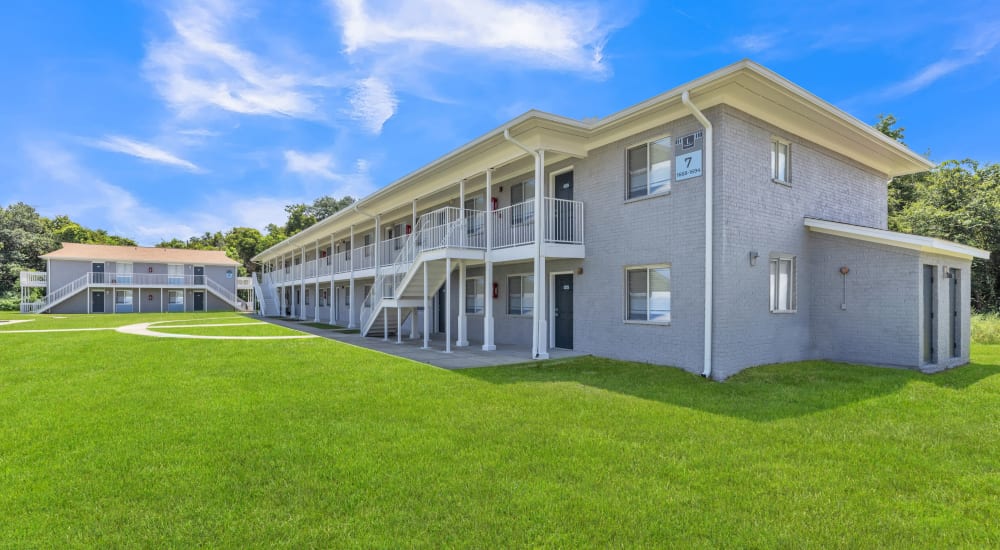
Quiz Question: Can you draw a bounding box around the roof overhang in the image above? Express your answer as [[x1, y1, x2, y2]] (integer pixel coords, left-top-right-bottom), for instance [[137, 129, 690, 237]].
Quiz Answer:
[[254, 60, 936, 262], [805, 218, 990, 260]]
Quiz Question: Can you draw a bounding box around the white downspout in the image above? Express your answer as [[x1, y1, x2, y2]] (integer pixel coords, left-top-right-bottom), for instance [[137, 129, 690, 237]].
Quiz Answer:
[[504, 128, 548, 359], [681, 90, 714, 379]]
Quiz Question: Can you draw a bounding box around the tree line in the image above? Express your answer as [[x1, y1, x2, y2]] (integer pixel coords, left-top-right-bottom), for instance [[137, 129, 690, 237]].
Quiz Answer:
[[0, 195, 354, 309]]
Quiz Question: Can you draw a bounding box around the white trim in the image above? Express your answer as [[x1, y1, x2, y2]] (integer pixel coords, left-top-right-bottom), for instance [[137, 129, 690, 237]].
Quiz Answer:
[[506, 272, 534, 317], [624, 133, 672, 201], [804, 218, 990, 260], [548, 270, 574, 349], [624, 264, 672, 324]]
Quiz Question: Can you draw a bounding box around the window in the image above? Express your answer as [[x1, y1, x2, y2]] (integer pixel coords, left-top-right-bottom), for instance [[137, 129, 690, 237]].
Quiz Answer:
[[626, 266, 671, 323], [305, 289, 311, 306], [167, 290, 184, 312], [507, 275, 534, 315], [771, 138, 790, 183], [320, 289, 328, 307], [511, 180, 535, 224], [465, 195, 484, 234], [364, 234, 372, 256], [769, 255, 796, 312], [387, 223, 404, 249], [167, 264, 184, 285], [115, 262, 133, 285], [344, 287, 350, 307], [115, 289, 133, 313], [466, 277, 485, 314], [627, 136, 671, 199]]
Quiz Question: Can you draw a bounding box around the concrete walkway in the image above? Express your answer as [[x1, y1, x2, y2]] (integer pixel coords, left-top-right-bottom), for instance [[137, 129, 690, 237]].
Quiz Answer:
[[259, 317, 586, 370], [116, 320, 318, 340]]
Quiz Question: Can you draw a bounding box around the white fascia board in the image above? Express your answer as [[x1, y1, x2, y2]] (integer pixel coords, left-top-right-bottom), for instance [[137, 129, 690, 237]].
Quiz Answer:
[[804, 218, 990, 260]]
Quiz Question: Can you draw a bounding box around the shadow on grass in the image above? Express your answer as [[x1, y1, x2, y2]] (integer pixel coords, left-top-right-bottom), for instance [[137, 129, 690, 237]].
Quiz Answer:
[[456, 355, 1000, 422]]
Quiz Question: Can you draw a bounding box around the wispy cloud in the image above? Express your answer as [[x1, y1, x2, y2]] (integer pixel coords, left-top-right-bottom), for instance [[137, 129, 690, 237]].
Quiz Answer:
[[347, 76, 398, 134], [284, 150, 339, 180], [144, 0, 333, 119], [874, 23, 1000, 100], [331, 0, 614, 74], [731, 33, 780, 54], [91, 135, 203, 172]]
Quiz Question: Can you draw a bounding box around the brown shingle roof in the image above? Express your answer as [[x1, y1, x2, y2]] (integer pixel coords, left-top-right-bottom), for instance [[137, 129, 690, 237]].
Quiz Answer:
[[41, 242, 239, 266]]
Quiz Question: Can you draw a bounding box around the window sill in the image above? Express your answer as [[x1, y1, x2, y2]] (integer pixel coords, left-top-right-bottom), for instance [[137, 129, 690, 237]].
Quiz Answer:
[[771, 178, 791, 188], [623, 319, 671, 326], [770, 309, 797, 314], [624, 190, 670, 205]]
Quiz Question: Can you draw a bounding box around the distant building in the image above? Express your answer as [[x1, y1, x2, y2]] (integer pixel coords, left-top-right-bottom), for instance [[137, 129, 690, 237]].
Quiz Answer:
[[20, 242, 251, 314]]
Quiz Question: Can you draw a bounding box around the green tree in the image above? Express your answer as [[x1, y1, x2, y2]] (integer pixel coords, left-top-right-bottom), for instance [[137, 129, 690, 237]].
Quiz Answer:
[[874, 113, 905, 144], [0, 203, 58, 296], [225, 227, 264, 275], [283, 204, 317, 235], [307, 195, 355, 221]]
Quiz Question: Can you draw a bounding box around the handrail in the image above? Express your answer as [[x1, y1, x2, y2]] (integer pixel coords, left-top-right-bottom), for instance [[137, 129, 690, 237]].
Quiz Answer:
[[21, 273, 88, 313]]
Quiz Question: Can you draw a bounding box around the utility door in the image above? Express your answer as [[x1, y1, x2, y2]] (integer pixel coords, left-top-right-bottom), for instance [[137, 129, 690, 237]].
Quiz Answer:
[[91, 290, 105, 313], [554, 274, 574, 349], [193, 291, 205, 312], [92, 262, 105, 284], [923, 265, 936, 363], [552, 171, 575, 243], [949, 268, 960, 358]]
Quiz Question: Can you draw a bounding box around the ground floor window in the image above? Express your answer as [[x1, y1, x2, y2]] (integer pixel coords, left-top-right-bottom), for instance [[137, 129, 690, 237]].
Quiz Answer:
[[167, 290, 184, 312], [626, 265, 671, 323], [507, 274, 534, 316], [466, 276, 485, 314], [115, 289, 134, 313], [769, 255, 796, 312], [320, 289, 328, 307], [305, 289, 311, 306]]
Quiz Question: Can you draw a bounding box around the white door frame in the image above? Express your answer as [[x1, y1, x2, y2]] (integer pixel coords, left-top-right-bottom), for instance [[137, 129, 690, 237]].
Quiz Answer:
[[548, 165, 574, 198], [549, 270, 575, 349]]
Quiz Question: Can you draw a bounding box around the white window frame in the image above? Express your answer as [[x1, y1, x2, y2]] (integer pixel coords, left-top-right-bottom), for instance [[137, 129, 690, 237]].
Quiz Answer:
[[771, 137, 791, 184], [626, 134, 672, 201], [624, 264, 672, 324], [465, 194, 485, 235], [167, 290, 184, 312], [167, 264, 184, 285], [769, 254, 797, 313], [507, 273, 534, 316], [115, 262, 133, 285], [465, 276, 485, 315], [510, 180, 535, 225], [114, 289, 134, 313]]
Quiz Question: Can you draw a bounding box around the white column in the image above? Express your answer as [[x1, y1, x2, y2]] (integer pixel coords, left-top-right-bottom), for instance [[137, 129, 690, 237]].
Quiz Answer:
[[532, 149, 549, 359], [313, 241, 320, 322], [396, 308, 403, 344], [348, 226, 356, 328], [422, 262, 430, 349], [374, 214, 381, 272], [483, 168, 496, 351], [410, 199, 419, 339], [445, 257, 452, 353], [459, 179, 466, 247], [334, 233, 337, 325], [299, 246, 306, 320], [457, 261, 468, 346], [383, 308, 389, 341]]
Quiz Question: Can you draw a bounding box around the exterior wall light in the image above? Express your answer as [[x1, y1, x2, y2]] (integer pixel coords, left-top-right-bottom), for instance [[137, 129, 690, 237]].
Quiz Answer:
[[749, 251, 759, 266]]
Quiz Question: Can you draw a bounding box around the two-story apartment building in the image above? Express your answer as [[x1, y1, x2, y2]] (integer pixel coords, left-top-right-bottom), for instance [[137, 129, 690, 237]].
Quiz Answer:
[[251, 60, 988, 380], [20, 243, 252, 314]]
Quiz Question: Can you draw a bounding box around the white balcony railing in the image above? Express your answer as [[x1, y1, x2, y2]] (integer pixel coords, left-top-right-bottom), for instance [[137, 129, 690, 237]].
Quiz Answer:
[[353, 243, 376, 271], [545, 197, 584, 245], [379, 235, 407, 267], [19, 271, 47, 287]]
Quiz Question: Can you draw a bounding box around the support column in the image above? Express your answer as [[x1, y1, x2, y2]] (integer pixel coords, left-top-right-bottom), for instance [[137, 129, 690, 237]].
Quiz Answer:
[[396, 308, 403, 344], [445, 257, 452, 353], [422, 262, 430, 350], [410, 200, 419, 339], [457, 261, 468, 347], [532, 149, 549, 359], [334, 233, 337, 325], [299, 247, 306, 320], [314, 241, 320, 322], [459, 179, 466, 247], [383, 309, 389, 341], [348, 226, 356, 328], [483, 168, 496, 351]]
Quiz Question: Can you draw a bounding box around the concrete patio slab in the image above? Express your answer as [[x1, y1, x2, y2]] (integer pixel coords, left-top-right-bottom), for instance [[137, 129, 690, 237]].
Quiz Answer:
[[259, 317, 586, 370]]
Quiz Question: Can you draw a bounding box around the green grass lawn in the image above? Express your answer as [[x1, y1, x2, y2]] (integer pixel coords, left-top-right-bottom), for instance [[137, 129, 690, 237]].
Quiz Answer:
[[1, 312, 998, 547]]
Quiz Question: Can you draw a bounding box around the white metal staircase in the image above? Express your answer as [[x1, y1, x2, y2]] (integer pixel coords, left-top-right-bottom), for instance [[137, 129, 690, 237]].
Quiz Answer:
[[20, 273, 89, 313], [253, 272, 279, 316], [360, 207, 484, 338]]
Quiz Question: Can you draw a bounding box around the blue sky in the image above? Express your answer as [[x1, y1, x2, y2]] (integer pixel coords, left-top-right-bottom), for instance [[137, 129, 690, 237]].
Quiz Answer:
[[2, 0, 998, 245]]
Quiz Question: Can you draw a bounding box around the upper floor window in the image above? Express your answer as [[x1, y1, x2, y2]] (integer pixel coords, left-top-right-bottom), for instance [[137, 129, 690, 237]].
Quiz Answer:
[[511, 180, 535, 224], [769, 255, 796, 312], [771, 138, 790, 183], [627, 136, 671, 199]]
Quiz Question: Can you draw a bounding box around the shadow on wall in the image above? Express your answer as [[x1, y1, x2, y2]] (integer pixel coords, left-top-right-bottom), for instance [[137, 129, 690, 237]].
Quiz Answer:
[[455, 355, 1000, 422]]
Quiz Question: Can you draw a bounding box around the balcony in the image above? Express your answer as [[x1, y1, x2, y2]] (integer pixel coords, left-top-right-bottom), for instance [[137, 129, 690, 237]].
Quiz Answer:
[[19, 272, 47, 287]]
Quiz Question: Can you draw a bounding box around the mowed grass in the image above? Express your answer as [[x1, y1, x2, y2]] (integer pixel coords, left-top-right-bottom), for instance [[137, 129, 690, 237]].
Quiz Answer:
[[0, 312, 999, 547], [149, 324, 306, 337]]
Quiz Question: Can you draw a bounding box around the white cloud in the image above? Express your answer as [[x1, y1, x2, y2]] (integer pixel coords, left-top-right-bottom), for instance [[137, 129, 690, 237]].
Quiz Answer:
[[284, 150, 339, 180], [731, 33, 779, 54], [144, 0, 331, 119], [347, 77, 398, 134], [91, 135, 203, 172], [331, 0, 612, 73]]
